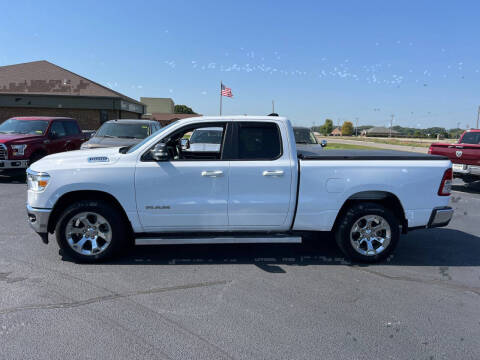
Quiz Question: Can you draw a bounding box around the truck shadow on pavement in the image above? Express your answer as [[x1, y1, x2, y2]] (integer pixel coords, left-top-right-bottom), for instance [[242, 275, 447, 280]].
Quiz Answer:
[[452, 181, 480, 195], [61, 228, 480, 270], [0, 174, 26, 184]]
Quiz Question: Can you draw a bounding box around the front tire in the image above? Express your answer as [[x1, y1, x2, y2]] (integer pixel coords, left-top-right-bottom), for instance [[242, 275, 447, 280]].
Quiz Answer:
[[335, 202, 400, 263], [55, 200, 127, 262]]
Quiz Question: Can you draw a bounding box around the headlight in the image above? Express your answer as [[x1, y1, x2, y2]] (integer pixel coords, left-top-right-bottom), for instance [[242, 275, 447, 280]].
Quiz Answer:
[[27, 169, 50, 192], [11, 144, 27, 156]]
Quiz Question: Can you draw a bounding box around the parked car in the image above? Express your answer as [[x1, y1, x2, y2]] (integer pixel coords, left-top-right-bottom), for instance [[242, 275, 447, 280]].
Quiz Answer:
[[293, 126, 327, 149], [80, 119, 161, 149], [26, 115, 453, 263], [183, 127, 223, 152], [0, 116, 87, 174], [429, 129, 480, 183]]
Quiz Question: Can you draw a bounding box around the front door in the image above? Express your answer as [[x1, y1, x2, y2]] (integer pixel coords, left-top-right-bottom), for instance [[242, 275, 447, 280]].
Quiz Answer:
[[228, 121, 294, 229], [135, 122, 230, 232]]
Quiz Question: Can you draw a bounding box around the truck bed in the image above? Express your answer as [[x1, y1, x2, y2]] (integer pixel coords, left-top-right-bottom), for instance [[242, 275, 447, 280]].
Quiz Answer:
[[297, 148, 448, 161]]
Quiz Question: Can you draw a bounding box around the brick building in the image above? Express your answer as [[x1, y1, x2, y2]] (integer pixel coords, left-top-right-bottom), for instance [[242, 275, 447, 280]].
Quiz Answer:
[[0, 61, 145, 129]]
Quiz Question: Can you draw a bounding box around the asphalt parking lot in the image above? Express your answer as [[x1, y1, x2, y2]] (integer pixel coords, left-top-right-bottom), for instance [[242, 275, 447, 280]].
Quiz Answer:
[[0, 175, 479, 360]]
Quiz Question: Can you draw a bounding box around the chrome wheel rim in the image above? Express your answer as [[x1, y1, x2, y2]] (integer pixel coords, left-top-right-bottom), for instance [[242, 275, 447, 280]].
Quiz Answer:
[[350, 215, 391, 256], [65, 212, 112, 256]]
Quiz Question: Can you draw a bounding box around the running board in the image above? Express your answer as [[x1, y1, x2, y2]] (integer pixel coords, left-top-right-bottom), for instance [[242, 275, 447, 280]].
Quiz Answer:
[[135, 234, 302, 245]]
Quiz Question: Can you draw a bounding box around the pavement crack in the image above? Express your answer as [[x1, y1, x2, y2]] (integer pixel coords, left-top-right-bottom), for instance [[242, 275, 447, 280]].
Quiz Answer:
[[0, 280, 229, 315], [353, 268, 480, 296]]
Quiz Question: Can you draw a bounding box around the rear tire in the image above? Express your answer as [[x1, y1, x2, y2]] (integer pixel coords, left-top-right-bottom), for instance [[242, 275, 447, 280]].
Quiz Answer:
[[335, 202, 400, 263], [55, 200, 127, 263]]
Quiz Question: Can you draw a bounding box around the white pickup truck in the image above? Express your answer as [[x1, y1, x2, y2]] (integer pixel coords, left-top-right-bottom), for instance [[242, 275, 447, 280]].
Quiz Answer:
[[26, 116, 454, 263]]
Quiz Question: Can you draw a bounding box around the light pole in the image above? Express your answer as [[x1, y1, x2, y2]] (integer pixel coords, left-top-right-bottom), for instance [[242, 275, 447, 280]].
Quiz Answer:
[[389, 115, 394, 138], [355, 117, 359, 136]]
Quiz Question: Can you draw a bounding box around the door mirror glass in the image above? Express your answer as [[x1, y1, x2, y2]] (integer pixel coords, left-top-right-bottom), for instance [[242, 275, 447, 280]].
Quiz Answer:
[[49, 131, 58, 140], [320, 139, 327, 148], [150, 143, 169, 161], [181, 138, 190, 150]]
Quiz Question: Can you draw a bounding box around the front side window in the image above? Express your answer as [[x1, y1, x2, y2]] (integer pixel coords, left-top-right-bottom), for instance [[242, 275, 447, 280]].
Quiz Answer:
[[237, 122, 282, 160], [163, 124, 227, 160], [0, 119, 49, 135], [50, 121, 67, 138], [96, 123, 150, 139]]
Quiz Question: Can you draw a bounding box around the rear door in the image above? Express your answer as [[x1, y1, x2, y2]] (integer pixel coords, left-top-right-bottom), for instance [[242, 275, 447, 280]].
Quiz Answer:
[[228, 121, 294, 229]]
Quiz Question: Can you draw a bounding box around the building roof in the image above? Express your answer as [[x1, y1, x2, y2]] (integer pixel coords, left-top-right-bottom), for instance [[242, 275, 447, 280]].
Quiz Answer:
[[0, 60, 142, 105], [146, 113, 201, 122], [365, 126, 399, 134]]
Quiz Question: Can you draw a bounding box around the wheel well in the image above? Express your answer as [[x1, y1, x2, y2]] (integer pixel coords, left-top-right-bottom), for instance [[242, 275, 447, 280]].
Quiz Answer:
[[30, 149, 47, 159], [47, 190, 133, 235], [332, 191, 408, 233]]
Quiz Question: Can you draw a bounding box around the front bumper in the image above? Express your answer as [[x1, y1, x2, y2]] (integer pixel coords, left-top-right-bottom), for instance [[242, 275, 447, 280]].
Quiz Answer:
[[0, 159, 29, 169], [26, 204, 51, 243], [427, 206, 454, 228]]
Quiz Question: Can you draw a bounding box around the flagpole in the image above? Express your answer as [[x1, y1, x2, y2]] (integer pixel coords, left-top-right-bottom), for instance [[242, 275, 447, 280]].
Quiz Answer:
[[219, 81, 223, 116]]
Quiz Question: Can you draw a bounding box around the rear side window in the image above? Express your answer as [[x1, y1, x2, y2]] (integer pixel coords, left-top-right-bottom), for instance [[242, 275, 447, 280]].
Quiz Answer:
[[461, 132, 480, 144], [63, 121, 80, 135], [237, 122, 282, 160]]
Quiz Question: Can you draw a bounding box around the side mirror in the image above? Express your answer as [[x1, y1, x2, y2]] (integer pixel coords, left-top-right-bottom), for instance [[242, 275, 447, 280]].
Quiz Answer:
[[49, 132, 58, 140], [181, 138, 190, 150], [90, 131, 96, 139], [320, 140, 327, 148], [150, 143, 169, 161]]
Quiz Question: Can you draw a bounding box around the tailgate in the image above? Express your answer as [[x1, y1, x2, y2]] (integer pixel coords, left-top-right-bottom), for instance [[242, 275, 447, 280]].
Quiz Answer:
[[430, 143, 480, 166]]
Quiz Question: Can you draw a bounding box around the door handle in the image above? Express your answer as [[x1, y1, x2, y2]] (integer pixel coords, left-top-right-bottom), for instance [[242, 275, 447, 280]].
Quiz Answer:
[[201, 170, 224, 177], [262, 170, 284, 176]]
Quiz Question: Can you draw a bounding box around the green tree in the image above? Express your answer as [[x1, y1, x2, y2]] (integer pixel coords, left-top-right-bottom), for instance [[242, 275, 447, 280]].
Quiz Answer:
[[341, 121, 354, 136], [174, 104, 195, 114], [323, 119, 333, 135]]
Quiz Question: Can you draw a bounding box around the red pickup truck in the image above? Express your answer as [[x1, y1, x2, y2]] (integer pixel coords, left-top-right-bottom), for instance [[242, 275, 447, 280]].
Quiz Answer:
[[0, 117, 87, 174], [429, 129, 480, 183]]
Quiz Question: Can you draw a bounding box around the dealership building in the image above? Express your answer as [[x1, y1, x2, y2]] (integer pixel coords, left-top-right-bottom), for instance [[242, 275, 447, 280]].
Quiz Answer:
[[0, 60, 145, 129]]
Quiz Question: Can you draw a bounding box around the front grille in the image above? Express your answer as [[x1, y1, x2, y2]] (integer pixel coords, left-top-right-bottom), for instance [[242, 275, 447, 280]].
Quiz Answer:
[[0, 144, 7, 160]]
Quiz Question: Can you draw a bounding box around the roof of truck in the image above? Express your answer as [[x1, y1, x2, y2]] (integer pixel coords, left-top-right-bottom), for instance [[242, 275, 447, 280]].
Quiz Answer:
[[11, 116, 75, 121], [177, 115, 288, 123]]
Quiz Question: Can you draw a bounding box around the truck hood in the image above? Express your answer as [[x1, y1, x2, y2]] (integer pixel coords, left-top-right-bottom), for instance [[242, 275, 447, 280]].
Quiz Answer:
[[30, 147, 123, 173], [0, 133, 44, 144], [82, 136, 141, 148]]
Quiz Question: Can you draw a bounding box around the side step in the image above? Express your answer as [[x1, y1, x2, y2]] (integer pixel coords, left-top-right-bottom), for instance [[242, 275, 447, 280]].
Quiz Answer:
[[135, 234, 302, 245]]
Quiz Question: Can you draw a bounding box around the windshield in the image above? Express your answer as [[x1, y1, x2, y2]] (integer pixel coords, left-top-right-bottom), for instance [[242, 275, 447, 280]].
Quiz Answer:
[[127, 120, 179, 153], [293, 128, 317, 144], [0, 119, 49, 135], [96, 123, 150, 139], [190, 128, 223, 144], [461, 132, 480, 144]]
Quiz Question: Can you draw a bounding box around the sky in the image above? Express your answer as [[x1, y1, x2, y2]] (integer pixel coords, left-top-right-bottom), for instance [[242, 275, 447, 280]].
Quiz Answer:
[[1, 0, 479, 129]]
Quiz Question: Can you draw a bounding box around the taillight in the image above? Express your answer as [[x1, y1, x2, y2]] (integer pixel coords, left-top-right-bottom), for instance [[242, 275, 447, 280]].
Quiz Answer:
[[438, 168, 452, 196], [428, 146, 432, 154]]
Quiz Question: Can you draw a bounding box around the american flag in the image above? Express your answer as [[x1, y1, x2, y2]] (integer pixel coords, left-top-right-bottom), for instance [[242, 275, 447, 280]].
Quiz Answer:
[[221, 83, 233, 97]]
